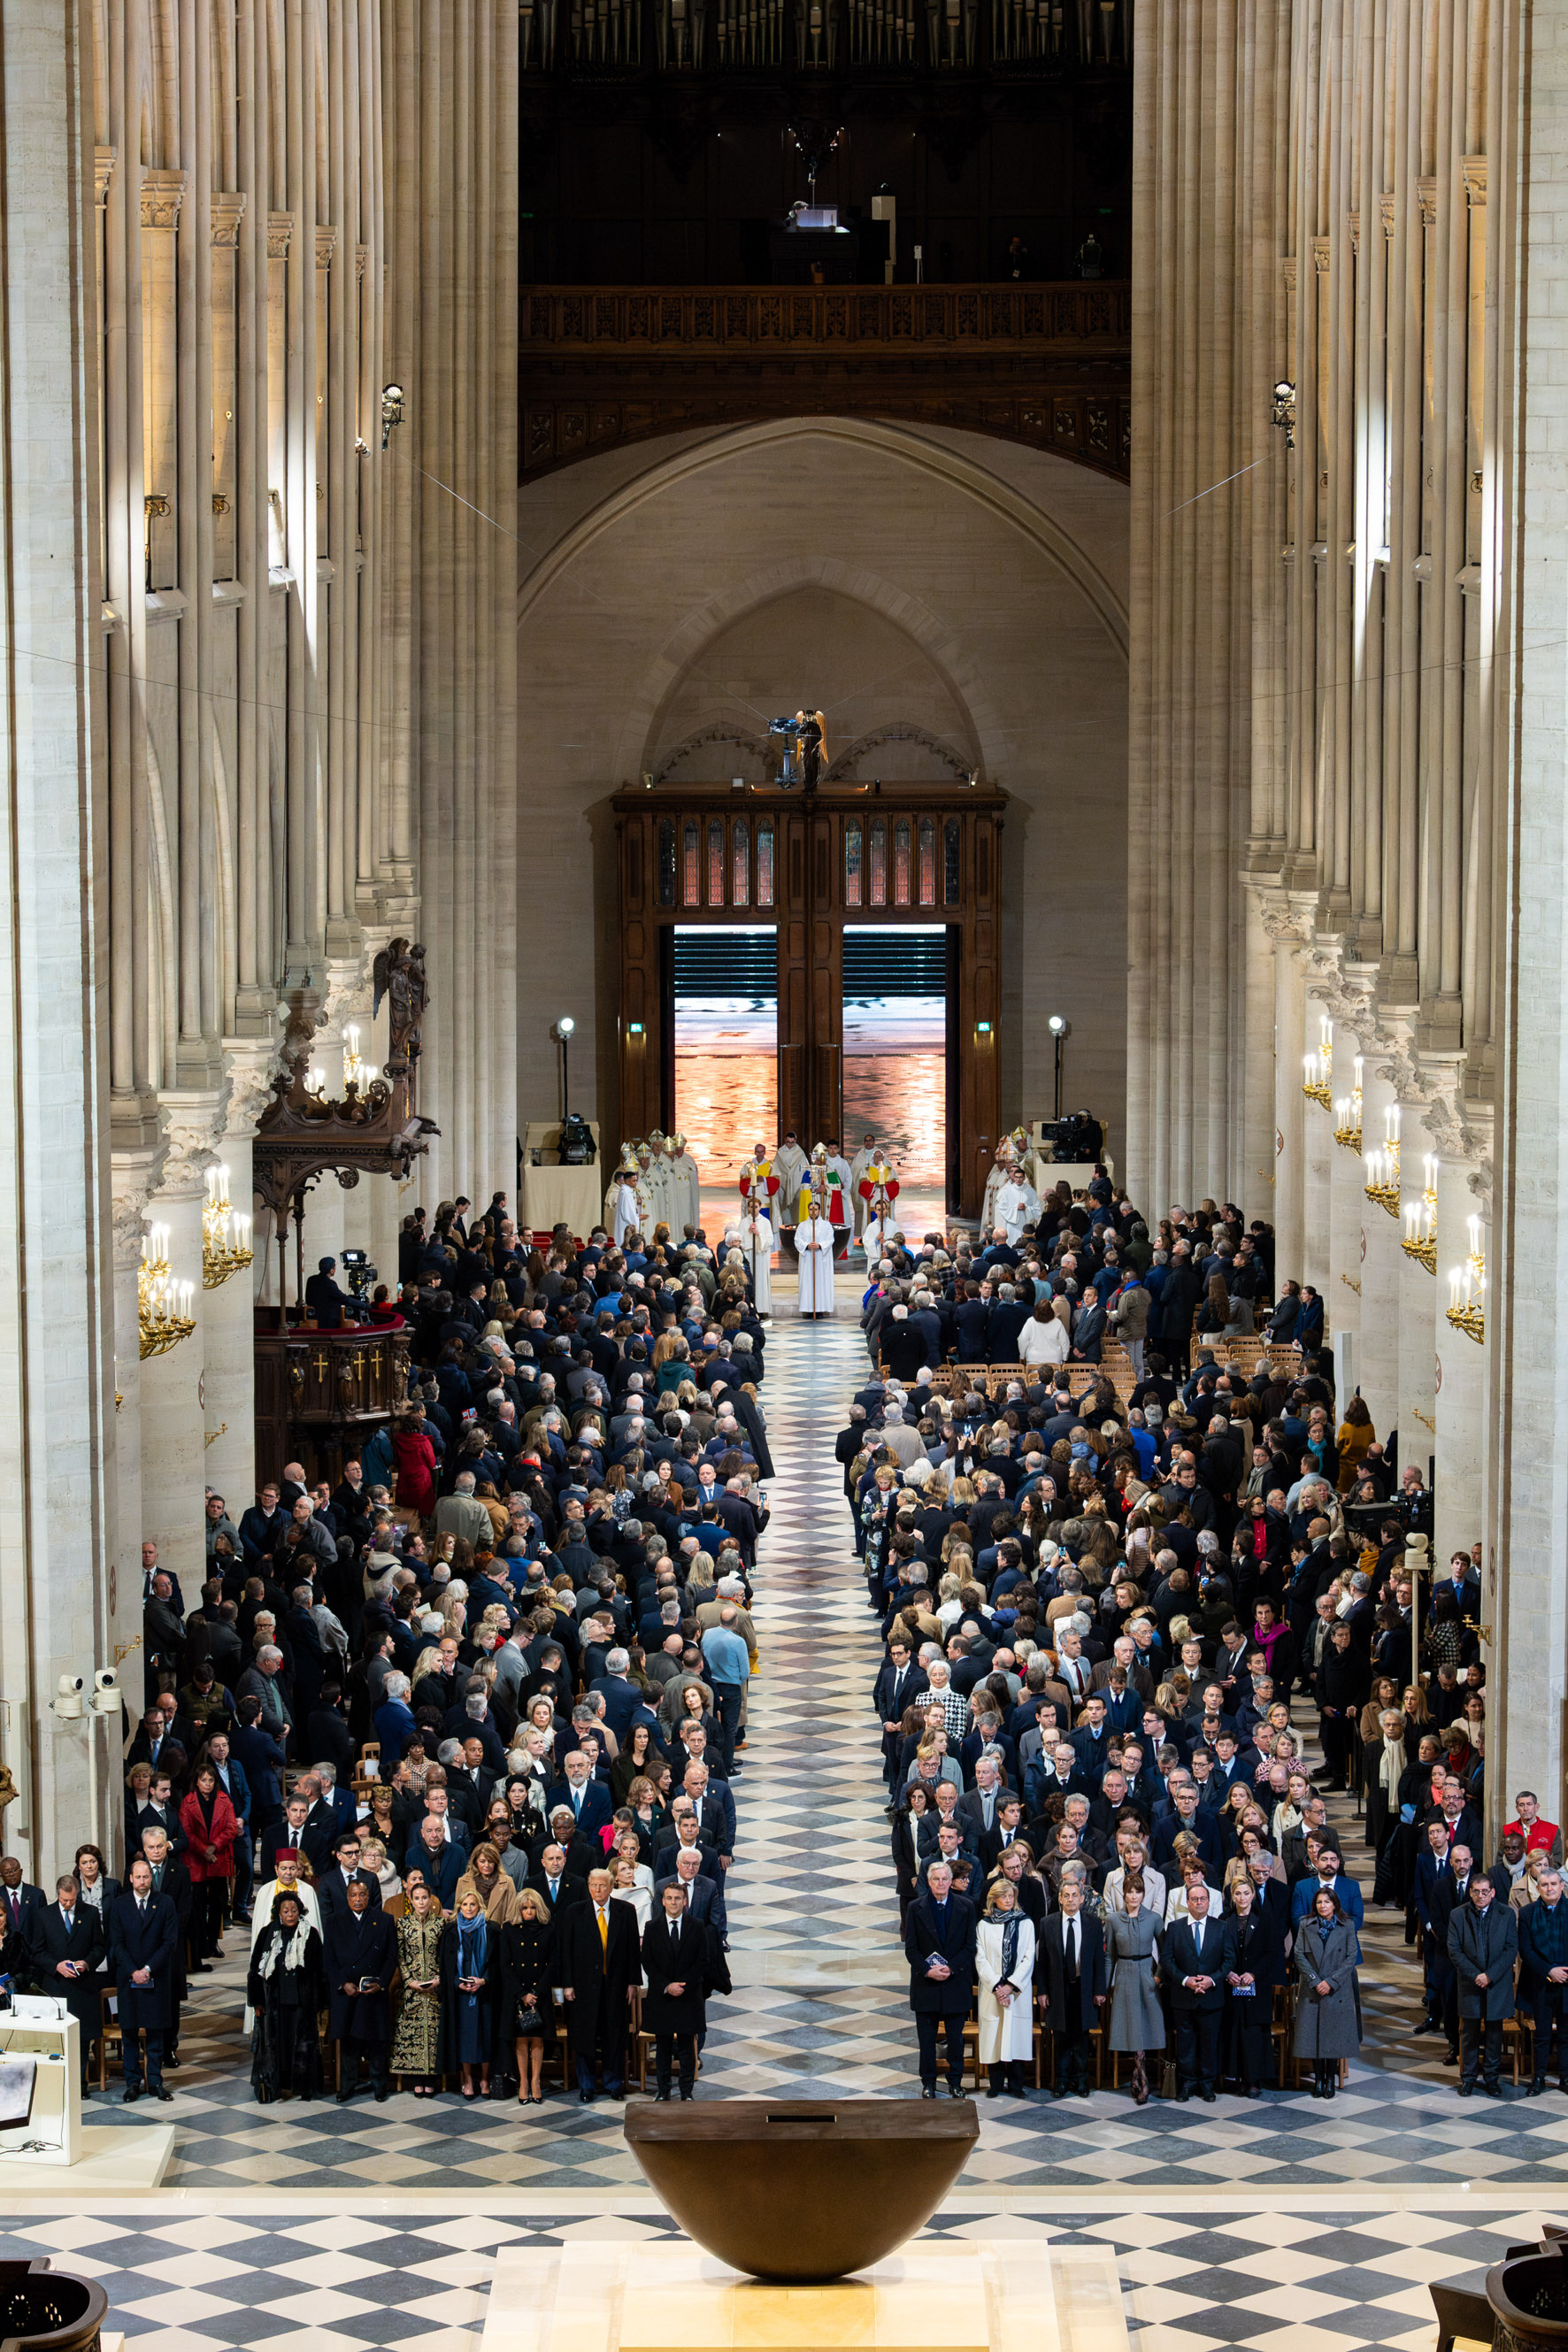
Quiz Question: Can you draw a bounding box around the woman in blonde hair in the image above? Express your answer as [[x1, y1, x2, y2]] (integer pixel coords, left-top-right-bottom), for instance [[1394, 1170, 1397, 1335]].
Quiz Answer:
[[975, 1877, 1035, 2099]]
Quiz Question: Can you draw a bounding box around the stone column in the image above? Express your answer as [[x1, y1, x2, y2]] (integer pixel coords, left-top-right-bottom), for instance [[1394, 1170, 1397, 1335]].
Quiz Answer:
[[1433, 1150, 1487, 1570], [203, 1043, 276, 1518], [1395, 1095, 1439, 1482], [1325, 1021, 1366, 1397], [140, 1099, 223, 1612], [1271, 932, 1308, 1288], [1301, 1009, 1333, 1301], [1356, 1060, 1401, 1437], [0, 0, 120, 1881]]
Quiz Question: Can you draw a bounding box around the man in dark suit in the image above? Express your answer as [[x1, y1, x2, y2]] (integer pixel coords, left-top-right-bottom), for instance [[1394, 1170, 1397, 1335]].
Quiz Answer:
[[108, 1856, 179, 2102], [1037, 1875, 1108, 2095], [654, 1847, 721, 1935], [536, 1842, 589, 1921], [324, 1876, 397, 2100], [555, 1865, 640, 2101], [1518, 1865, 1568, 2094], [1162, 1881, 1233, 2101], [874, 1641, 928, 1788], [0, 1858, 46, 1951], [547, 1754, 613, 1841], [317, 1830, 386, 1929], [1150, 1787, 1224, 1879], [403, 1817, 466, 1907], [1448, 1871, 1518, 2097], [904, 1861, 977, 2098], [29, 1875, 106, 2091], [1426, 1840, 1480, 2060]]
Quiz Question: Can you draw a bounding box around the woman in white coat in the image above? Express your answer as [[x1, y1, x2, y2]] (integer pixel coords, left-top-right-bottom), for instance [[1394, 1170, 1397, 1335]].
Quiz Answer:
[[976, 1878, 1036, 2098]]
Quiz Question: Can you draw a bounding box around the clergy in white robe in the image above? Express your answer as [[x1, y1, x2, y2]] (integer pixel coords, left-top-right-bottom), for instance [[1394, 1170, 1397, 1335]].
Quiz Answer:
[[671, 1137, 701, 1229], [796, 1213, 836, 1314], [612, 1177, 642, 1247], [848, 1136, 880, 1235], [863, 1211, 903, 1260], [995, 1175, 1041, 1246], [772, 1136, 808, 1231]]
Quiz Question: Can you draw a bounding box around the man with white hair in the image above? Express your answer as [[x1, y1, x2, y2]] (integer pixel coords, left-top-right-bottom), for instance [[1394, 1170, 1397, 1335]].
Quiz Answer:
[[432, 1472, 494, 1549], [880, 1401, 925, 1472]]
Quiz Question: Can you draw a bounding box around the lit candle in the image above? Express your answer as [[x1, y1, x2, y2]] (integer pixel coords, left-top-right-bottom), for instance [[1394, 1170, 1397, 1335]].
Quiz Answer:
[[1387, 1103, 1401, 1143], [1365, 1152, 1379, 1188], [235, 1213, 251, 1251], [1466, 1212, 1480, 1258], [1449, 1267, 1462, 1309]]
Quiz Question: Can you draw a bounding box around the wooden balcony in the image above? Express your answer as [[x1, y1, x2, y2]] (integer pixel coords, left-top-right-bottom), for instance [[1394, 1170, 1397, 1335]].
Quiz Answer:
[[519, 281, 1131, 482]]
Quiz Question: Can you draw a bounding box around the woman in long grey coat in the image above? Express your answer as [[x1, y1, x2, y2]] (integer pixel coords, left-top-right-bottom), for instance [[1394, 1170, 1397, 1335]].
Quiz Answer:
[[1104, 1879, 1165, 2105], [1292, 1887, 1363, 2099]]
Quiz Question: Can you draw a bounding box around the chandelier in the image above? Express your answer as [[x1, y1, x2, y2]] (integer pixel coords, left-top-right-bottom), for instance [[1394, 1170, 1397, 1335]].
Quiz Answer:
[[139, 1226, 196, 1358], [203, 1164, 255, 1290]]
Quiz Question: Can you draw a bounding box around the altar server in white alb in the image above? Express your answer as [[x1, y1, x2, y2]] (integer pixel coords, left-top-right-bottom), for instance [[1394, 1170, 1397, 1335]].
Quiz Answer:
[[611, 1163, 643, 1248], [737, 1204, 773, 1318], [796, 1189, 837, 1318]]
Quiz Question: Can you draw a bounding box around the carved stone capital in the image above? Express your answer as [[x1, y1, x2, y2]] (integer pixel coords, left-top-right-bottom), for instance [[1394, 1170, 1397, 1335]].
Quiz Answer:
[[221, 1041, 281, 1140], [211, 190, 247, 249], [315, 223, 338, 269], [156, 1088, 229, 1200], [140, 168, 186, 231], [1417, 176, 1438, 227], [96, 146, 116, 205], [1312, 234, 1332, 275], [111, 1145, 169, 1272], [1462, 156, 1487, 207], [356, 242, 370, 281], [267, 211, 294, 259], [1379, 192, 1396, 240], [1304, 934, 1378, 1034], [321, 952, 371, 1041]]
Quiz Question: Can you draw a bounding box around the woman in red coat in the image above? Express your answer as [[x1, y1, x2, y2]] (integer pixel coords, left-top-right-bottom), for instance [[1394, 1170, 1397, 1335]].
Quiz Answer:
[[392, 1410, 438, 1522], [178, 1764, 239, 1959]]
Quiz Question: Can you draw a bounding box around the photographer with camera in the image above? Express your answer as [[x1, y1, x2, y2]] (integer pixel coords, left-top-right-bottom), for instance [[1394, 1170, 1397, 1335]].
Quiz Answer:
[[304, 1255, 364, 1330]]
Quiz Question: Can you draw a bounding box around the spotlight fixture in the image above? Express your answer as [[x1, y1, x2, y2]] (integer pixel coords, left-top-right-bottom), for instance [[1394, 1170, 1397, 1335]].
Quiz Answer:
[[1272, 380, 1296, 450]]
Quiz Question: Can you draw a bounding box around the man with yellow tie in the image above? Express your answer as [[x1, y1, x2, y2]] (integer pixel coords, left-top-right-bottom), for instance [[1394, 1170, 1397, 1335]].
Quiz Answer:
[[555, 1864, 639, 2102]]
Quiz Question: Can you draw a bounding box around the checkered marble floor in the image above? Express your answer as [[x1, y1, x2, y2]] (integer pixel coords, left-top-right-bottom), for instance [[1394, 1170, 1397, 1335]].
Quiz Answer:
[[77, 1295, 1568, 2195], [6, 2204, 1564, 2352]]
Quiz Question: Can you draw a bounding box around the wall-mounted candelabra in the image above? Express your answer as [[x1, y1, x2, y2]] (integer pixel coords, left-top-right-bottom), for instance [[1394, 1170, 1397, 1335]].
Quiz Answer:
[[1334, 1055, 1364, 1151], [1364, 1103, 1401, 1216], [1302, 1015, 1333, 1110], [1446, 1216, 1486, 1344], [1401, 1152, 1438, 1272], [202, 1164, 255, 1290], [139, 1226, 196, 1358]]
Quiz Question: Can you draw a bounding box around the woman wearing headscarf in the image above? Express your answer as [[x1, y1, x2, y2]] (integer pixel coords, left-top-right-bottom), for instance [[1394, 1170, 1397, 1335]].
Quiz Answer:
[[247, 1891, 326, 2102], [439, 1882, 501, 2098], [975, 1878, 1036, 2099]]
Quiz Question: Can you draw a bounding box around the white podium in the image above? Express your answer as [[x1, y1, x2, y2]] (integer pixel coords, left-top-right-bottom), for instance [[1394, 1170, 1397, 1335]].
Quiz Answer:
[[0, 2004, 81, 2165]]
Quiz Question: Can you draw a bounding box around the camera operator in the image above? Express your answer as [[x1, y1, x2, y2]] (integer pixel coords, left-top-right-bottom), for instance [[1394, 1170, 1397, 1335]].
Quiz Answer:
[[304, 1254, 364, 1330]]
